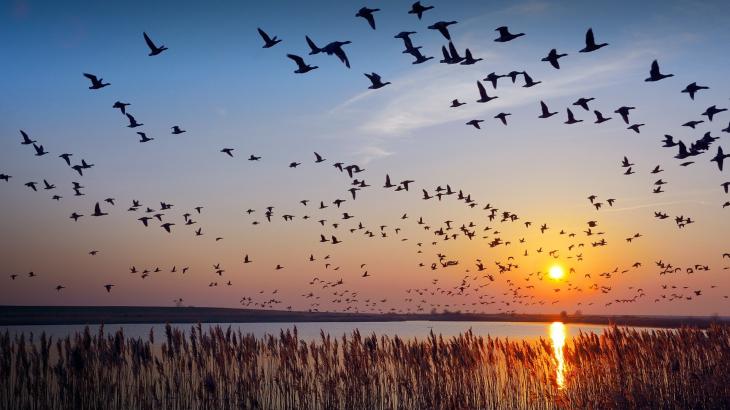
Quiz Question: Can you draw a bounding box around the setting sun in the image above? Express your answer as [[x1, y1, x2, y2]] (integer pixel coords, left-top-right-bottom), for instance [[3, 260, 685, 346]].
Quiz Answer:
[[548, 265, 565, 280]]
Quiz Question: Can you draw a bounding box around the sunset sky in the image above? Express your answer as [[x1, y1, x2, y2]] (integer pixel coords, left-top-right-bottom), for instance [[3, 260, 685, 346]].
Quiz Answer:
[[1, 0, 729, 316]]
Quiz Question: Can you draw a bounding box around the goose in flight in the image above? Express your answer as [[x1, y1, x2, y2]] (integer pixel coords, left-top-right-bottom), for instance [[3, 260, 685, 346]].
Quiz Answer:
[[113, 101, 130, 114], [541, 48, 567, 69], [59, 153, 72, 166], [364, 72, 391, 89], [494, 26, 524, 42], [286, 54, 318, 74], [161, 223, 175, 233], [356, 7, 380, 30], [33, 143, 48, 156], [702, 105, 727, 122], [428, 21, 457, 40], [466, 119, 484, 129], [564, 108, 582, 124], [104, 284, 114, 293], [645, 60, 673, 82], [408, 1, 434, 19], [538, 101, 557, 118], [257, 28, 282, 48], [171, 126, 186, 134], [143, 32, 167, 56], [681, 82, 708, 100], [221, 148, 234, 157], [20, 130, 36, 145], [579, 28, 608, 52], [137, 132, 154, 143], [711, 146, 729, 171], [614, 106, 635, 124], [314, 152, 326, 163], [91, 202, 108, 217], [126, 113, 143, 128], [83, 73, 110, 89], [476, 81, 497, 103]]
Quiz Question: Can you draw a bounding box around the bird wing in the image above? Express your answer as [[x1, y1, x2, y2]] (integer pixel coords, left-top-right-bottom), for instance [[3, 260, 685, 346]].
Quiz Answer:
[[333, 47, 350, 68], [585, 29, 595, 46], [94, 202, 101, 214], [286, 54, 305, 67], [83, 73, 98, 82], [257, 28, 272, 43], [650, 60, 660, 76], [477, 81, 487, 98], [143, 32, 157, 50]]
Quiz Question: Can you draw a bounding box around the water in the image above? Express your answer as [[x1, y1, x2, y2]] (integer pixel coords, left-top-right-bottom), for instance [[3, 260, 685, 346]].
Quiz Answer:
[[2, 320, 615, 342]]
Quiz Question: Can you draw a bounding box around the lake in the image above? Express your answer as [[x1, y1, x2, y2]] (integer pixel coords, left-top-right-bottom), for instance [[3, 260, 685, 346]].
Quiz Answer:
[[2, 320, 620, 342]]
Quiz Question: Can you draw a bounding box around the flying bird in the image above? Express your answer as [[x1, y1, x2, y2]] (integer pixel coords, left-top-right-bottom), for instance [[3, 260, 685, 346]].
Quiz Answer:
[[541, 49, 567, 69], [645, 60, 673, 82], [538, 101, 557, 118], [494, 26, 524, 42], [681, 82, 708, 100], [83, 73, 110, 89], [112, 101, 130, 114], [364, 72, 391, 89], [143, 32, 167, 56], [286, 54, 318, 74], [257, 28, 282, 48], [428, 21, 457, 40], [408, 1, 434, 19], [579, 28, 608, 52], [355, 7, 380, 30]]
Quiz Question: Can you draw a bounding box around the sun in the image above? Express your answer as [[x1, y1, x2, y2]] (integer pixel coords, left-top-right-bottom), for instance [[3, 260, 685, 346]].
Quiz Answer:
[[548, 265, 565, 280]]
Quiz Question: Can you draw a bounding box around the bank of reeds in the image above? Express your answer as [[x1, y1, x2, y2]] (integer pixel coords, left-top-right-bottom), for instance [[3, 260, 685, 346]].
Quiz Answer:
[[0, 324, 727, 409]]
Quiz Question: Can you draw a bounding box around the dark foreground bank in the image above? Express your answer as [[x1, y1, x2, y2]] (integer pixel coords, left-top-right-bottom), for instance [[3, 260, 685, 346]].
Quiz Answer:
[[1, 305, 726, 328]]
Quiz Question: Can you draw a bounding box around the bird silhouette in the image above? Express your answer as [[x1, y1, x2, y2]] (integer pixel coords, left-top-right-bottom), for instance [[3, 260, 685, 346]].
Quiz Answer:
[[126, 113, 143, 128], [702, 105, 727, 122], [112, 101, 130, 114], [494, 26, 524, 42], [428, 21, 457, 40], [257, 28, 282, 48], [91, 202, 108, 217], [579, 28, 608, 52], [645, 60, 673, 82], [137, 132, 154, 143], [143, 32, 167, 56], [542, 48, 567, 69], [364, 72, 391, 89], [19, 130, 36, 145], [171, 126, 186, 134], [355, 7, 380, 30], [681, 82, 708, 100], [83, 73, 110, 89], [564, 108, 582, 124], [221, 148, 234, 157], [466, 119, 484, 129], [286, 54, 318, 74], [476, 81, 497, 103], [614, 106, 635, 124], [710, 146, 729, 171], [538, 101, 557, 118], [408, 1, 434, 19]]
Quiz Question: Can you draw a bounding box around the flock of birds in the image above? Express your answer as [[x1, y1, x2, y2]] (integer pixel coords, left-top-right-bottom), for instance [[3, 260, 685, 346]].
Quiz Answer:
[[2, 2, 729, 315]]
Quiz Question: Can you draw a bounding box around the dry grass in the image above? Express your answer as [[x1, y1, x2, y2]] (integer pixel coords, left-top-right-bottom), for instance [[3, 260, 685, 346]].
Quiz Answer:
[[0, 324, 728, 409]]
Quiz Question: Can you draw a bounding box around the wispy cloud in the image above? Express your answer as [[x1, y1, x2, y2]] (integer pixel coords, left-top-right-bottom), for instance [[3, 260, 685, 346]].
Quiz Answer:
[[331, 46, 655, 137]]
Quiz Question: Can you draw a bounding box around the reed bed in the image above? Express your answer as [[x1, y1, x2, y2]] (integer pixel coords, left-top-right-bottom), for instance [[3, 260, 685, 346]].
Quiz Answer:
[[0, 324, 728, 409]]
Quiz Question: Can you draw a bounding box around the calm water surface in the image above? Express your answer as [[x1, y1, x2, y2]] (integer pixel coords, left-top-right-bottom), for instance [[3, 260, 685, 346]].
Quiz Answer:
[[2, 320, 614, 342]]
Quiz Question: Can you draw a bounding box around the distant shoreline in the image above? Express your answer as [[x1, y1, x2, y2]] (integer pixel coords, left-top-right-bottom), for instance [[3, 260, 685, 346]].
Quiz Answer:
[[1, 305, 727, 328]]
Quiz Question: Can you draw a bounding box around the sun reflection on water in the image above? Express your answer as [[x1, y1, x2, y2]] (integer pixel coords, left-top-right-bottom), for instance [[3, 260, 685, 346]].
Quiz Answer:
[[550, 321, 567, 389]]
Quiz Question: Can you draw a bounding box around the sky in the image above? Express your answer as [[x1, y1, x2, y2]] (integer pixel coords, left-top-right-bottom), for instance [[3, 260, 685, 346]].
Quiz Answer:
[[1, 0, 729, 316]]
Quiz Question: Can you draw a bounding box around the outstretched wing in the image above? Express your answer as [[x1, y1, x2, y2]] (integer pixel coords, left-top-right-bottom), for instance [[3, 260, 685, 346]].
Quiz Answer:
[[333, 47, 350, 68], [257, 28, 272, 43], [143, 32, 157, 50]]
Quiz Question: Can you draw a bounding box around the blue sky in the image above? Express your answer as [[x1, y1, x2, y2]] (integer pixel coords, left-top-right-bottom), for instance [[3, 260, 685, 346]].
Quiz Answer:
[[1, 0, 729, 315]]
